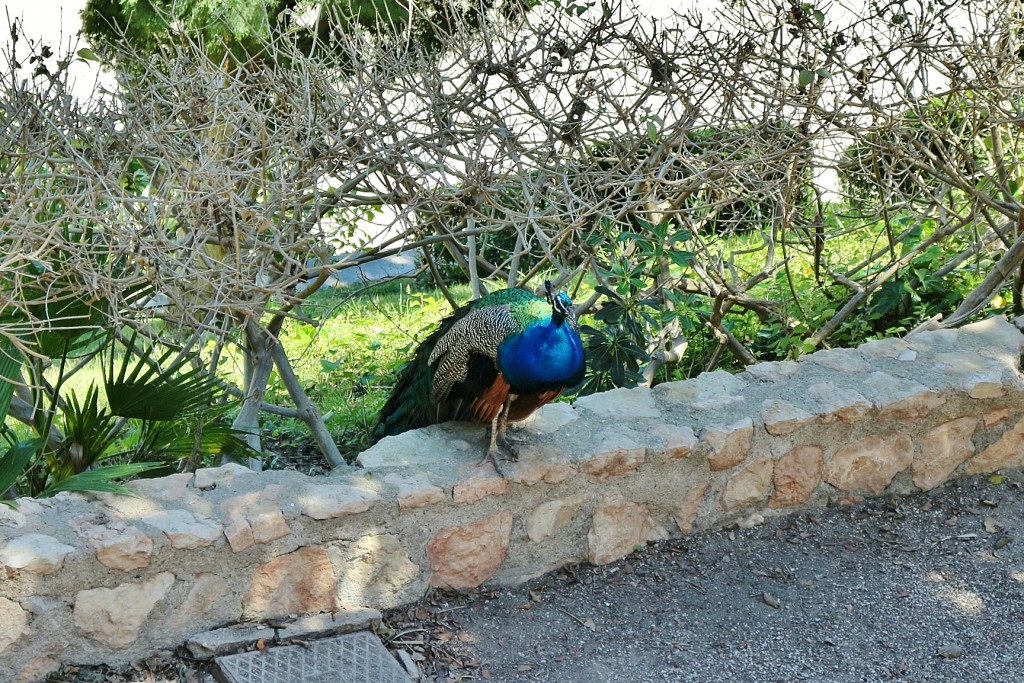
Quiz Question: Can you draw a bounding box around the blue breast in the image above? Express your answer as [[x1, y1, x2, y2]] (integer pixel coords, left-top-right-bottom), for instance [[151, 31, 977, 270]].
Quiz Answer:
[[497, 320, 585, 392]]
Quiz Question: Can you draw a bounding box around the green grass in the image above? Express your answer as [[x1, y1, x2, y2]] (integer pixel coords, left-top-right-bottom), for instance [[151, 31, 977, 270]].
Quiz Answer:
[[268, 280, 476, 461]]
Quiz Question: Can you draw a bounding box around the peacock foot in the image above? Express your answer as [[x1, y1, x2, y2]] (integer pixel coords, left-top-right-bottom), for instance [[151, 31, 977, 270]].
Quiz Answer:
[[478, 438, 519, 477]]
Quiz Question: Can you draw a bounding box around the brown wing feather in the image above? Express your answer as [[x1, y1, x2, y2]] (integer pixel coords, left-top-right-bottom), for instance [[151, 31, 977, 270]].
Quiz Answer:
[[507, 388, 563, 422], [470, 373, 511, 423]]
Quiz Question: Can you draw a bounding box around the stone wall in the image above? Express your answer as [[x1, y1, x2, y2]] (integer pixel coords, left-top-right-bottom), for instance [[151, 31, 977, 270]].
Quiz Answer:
[[3, 316, 1024, 680]]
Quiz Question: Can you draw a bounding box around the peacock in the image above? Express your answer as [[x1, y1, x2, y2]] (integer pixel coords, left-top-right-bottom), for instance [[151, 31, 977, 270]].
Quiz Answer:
[[374, 282, 586, 472]]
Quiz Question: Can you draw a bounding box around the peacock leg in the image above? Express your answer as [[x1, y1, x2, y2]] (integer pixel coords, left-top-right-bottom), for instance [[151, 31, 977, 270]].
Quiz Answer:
[[494, 396, 520, 461], [479, 397, 517, 476]]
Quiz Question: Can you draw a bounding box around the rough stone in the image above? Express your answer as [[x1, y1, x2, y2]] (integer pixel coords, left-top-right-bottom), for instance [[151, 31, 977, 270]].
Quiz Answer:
[[514, 402, 579, 434], [674, 483, 707, 534], [983, 407, 1011, 428], [0, 533, 74, 574], [332, 534, 422, 609], [193, 463, 252, 490], [0, 596, 28, 653], [770, 445, 824, 508], [808, 383, 873, 424], [0, 506, 26, 528], [588, 492, 664, 565], [824, 435, 914, 495], [906, 328, 958, 349], [427, 510, 513, 589], [761, 399, 815, 436], [141, 510, 223, 549], [807, 347, 871, 373], [580, 434, 646, 481], [526, 495, 586, 543], [453, 475, 510, 504], [654, 370, 748, 410], [858, 337, 911, 359], [721, 458, 774, 511], [168, 573, 232, 631], [243, 546, 339, 620], [966, 415, 1024, 474], [508, 445, 574, 486], [863, 372, 945, 421], [384, 472, 446, 509], [649, 424, 698, 461], [742, 360, 800, 383], [299, 484, 380, 519], [73, 573, 175, 649], [95, 527, 153, 571], [966, 315, 1024, 350], [933, 352, 1006, 399], [914, 417, 978, 491], [574, 386, 661, 419], [13, 656, 61, 683], [220, 485, 292, 552], [186, 623, 276, 660], [704, 418, 754, 471], [127, 473, 192, 501], [275, 609, 382, 642]]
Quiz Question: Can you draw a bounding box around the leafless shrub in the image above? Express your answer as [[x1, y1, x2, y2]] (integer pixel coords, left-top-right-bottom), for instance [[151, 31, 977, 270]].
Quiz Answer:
[[2, 0, 1023, 466]]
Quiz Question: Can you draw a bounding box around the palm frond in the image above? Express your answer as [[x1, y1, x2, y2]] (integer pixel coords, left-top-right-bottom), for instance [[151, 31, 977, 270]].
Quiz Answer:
[[40, 462, 164, 497], [105, 333, 220, 421]]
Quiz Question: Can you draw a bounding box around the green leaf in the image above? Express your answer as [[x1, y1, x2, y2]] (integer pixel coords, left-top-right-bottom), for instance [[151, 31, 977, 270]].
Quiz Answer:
[[0, 338, 23, 423], [105, 334, 220, 421], [813, 9, 825, 26], [40, 462, 163, 497], [646, 121, 658, 143], [988, 474, 1008, 485], [798, 70, 815, 88], [816, 67, 831, 80], [0, 439, 43, 498], [77, 48, 99, 62], [667, 250, 695, 267]]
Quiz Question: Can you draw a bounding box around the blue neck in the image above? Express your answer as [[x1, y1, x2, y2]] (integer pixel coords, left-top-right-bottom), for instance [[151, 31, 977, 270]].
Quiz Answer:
[[497, 318, 584, 392]]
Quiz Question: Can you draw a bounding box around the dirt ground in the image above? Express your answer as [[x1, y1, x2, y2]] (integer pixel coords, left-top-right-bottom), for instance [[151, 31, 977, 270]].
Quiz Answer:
[[53, 471, 1023, 683]]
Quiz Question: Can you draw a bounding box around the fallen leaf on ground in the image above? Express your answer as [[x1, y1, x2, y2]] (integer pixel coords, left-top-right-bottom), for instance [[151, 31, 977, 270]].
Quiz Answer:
[[984, 517, 1002, 533], [935, 644, 964, 659], [762, 593, 781, 609]]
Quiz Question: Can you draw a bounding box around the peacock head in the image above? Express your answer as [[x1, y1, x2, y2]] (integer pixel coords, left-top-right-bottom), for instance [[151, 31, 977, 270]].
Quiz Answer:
[[544, 280, 575, 325]]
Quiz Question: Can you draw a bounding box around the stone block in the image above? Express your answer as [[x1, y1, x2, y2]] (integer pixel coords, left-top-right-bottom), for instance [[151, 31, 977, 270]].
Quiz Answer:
[[332, 535, 422, 609], [0, 597, 28, 653], [0, 533, 74, 574], [721, 458, 773, 511], [580, 434, 646, 481], [770, 445, 823, 508], [299, 484, 380, 519], [243, 546, 339, 620], [384, 473, 446, 509], [967, 415, 1024, 474], [914, 417, 977, 490], [141, 509, 223, 550], [824, 435, 914, 495], [452, 475, 510, 504], [427, 510, 512, 589], [574, 386, 661, 419], [526, 495, 586, 543], [73, 573, 175, 649], [588, 492, 665, 565], [704, 417, 754, 471], [761, 399, 815, 436]]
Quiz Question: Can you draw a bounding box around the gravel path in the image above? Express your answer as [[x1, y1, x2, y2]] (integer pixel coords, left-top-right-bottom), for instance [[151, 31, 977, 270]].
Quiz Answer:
[[384, 472, 1023, 683]]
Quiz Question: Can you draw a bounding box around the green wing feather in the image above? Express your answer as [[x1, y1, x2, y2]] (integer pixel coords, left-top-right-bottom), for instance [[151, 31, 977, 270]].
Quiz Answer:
[[374, 288, 546, 439]]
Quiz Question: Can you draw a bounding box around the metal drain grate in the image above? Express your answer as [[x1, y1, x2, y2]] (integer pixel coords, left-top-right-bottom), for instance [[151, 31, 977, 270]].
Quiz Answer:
[[214, 631, 412, 683]]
